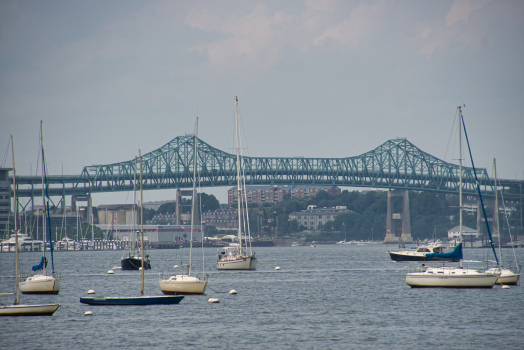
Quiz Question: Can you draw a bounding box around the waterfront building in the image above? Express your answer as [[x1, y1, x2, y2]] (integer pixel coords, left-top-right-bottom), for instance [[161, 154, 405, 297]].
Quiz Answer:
[[95, 223, 203, 243], [462, 195, 516, 216], [201, 209, 239, 229], [150, 211, 191, 225], [97, 204, 138, 225], [289, 205, 352, 232], [447, 225, 479, 240]]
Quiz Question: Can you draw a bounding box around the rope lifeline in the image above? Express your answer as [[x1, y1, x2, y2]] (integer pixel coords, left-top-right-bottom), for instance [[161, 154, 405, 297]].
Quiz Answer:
[[59, 304, 85, 315], [256, 258, 279, 269], [206, 285, 230, 294]]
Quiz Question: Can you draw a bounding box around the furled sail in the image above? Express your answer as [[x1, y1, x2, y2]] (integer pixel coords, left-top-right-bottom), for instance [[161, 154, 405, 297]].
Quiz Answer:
[[425, 243, 463, 260], [32, 256, 48, 271]]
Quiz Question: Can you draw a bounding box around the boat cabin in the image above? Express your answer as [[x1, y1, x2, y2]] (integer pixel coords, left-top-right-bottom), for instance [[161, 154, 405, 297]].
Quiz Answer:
[[217, 244, 249, 260], [415, 245, 444, 254]]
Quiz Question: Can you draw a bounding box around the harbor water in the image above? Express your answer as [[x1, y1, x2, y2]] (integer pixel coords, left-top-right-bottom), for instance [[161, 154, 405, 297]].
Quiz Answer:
[[1, 244, 523, 349]]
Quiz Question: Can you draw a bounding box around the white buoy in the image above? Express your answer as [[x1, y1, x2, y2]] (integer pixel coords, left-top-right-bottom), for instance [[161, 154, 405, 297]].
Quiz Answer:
[[208, 298, 220, 303], [84, 311, 93, 316], [139, 267, 143, 271], [229, 290, 237, 295], [275, 266, 281, 270], [502, 285, 510, 289], [87, 289, 96, 294], [107, 269, 114, 274]]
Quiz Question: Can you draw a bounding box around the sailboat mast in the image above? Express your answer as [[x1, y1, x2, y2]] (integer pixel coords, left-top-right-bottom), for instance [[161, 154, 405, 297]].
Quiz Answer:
[[189, 118, 198, 277], [458, 106, 463, 268], [40, 121, 47, 272], [139, 150, 145, 296], [235, 97, 243, 250], [494, 158, 501, 265], [11, 135, 19, 305], [133, 157, 137, 252]]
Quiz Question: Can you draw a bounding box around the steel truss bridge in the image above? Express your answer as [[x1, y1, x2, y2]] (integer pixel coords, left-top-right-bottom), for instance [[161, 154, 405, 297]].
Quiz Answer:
[[13, 135, 523, 209]]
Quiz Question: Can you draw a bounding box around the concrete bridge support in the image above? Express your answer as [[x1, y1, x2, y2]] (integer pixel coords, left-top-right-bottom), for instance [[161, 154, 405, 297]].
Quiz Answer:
[[384, 190, 413, 243], [175, 189, 199, 225]]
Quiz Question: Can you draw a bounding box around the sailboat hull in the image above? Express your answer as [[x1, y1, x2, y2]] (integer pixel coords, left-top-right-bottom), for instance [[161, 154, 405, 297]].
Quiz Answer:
[[121, 256, 151, 270], [389, 252, 458, 262], [496, 274, 520, 285], [0, 303, 60, 316], [406, 267, 498, 288], [485, 268, 520, 285], [79, 295, 184, 305], [159, 276, 208, 295], [217, 256, 257, 270], [20, 275, 61, 294]]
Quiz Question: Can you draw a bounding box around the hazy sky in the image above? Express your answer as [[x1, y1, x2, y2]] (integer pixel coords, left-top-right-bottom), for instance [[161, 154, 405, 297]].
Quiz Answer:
[[1, 0, 523, 206]]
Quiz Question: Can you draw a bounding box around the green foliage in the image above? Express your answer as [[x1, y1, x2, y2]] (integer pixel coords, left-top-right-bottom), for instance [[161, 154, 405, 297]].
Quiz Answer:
[[142, 208, 156, 221], [157, 201, 178, 214], [200, 193, 220, 212], [249, 188, 502, 242], [154, 192, 219, 218]]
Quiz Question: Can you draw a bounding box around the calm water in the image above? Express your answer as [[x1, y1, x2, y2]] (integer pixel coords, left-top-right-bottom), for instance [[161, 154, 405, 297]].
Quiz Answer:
[[1, 244, 523, 350]]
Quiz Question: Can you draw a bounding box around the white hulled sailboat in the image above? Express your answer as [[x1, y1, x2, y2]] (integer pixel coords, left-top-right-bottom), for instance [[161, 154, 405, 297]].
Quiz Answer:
[[1, 135, 60, 316], [216, 97, 257, 270], [20, 122, 61, 295], [406, 106, 498, 288], [159, 118, 208, 294]]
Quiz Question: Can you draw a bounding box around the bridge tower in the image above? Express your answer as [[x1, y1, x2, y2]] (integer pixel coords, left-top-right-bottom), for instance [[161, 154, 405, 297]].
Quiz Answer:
[[175, 189, 199, 226], [384, 190, 413, 243]]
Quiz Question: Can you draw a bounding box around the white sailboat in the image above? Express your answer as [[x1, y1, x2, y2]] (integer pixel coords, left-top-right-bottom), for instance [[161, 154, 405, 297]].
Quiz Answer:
[[20, 122, 61, 294], [216, 97, 257, 270], [1, 135, 60, 316], [484, 158, 521, 285], [159, 118, 208, 294], [406, 106, 498, 288]]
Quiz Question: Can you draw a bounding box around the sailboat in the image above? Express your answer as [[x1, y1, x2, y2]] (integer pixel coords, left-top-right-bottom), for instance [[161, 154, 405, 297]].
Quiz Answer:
[[159, 118, 208, 294], [20, 121, 61, 294], [121, 157, 151, 271], [484, 158, 521, 285], [80, 150, 184, 305], [1, 135, 60, 316], [216, 97, 257, 270], [406, 106, 499, 288]]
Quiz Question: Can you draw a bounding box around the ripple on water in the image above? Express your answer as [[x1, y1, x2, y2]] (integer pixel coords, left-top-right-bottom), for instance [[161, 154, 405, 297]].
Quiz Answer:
[[0, 245, 523, 349]]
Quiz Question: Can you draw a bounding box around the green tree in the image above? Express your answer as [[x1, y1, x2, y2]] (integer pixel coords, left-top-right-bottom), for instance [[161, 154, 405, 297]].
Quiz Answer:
[[200, 193, 220, 212], [157, 201, 178, 214]]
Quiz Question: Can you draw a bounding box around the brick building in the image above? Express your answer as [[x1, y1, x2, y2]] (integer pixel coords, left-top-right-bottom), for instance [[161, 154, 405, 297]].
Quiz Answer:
[[201, 209, 239, 229], [228, 185, 341, 207]]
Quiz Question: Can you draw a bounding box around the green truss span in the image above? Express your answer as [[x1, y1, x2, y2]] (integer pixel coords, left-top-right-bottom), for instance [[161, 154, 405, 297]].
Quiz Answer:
[[13, 136, 519, 198]]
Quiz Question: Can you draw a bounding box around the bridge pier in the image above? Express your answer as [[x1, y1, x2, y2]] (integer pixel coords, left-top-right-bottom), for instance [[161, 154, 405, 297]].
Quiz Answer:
[[384, 190, 413, 243], [175, 189, 199, 225]]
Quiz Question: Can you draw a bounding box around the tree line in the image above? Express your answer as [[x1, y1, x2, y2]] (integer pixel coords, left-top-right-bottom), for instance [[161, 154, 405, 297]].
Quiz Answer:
[[234, 189, 518, 242]]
